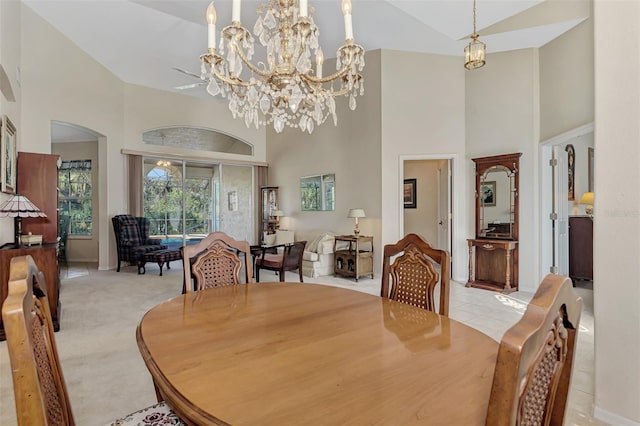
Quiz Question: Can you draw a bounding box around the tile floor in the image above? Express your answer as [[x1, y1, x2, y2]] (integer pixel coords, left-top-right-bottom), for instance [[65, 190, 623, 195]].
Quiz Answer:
[[0, 262, 606, 425]]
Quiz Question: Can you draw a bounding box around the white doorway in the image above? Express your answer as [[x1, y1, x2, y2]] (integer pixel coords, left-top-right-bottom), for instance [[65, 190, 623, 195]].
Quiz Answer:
[[401, 157, 453, 271], [539, 123, 594, 279]]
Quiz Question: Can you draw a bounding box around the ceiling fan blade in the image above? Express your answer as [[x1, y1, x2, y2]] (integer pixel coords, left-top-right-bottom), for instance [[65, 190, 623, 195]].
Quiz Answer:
[[172, 67, 201, 80], [174, 82, 205, 90]]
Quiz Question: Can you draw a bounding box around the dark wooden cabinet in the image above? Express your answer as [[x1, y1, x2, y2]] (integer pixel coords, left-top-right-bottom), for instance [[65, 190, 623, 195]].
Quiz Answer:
[[467, 153, 522, 293], [17, 152, 60, 243], [569, 216, 593, 281], [1, 151, 63, 340], [0, 245, 60, 340], [467, 239, 518, 293]]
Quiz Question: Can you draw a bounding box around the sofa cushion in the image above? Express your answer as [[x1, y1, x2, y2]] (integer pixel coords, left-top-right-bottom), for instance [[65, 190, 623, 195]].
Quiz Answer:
[[303, 251, 319, 262], [306, 234, 324, 253], [316, 235, 335, 254]]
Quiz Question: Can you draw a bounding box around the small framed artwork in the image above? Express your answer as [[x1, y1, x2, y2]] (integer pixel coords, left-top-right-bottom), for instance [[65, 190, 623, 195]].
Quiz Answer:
[[403, 178, 416, 209], [228, 190, 238, 211], [1, 115, 16, 194], [480, 181, 496, 207]]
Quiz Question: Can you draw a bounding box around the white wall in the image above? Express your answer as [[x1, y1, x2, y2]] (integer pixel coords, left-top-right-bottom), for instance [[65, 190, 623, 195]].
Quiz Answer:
[[593, 1, 640, 423], [381, 50, 467, 281], [539, 7, 594, 142], [465, 48, 540, 291], [0, 1, 22, 244]]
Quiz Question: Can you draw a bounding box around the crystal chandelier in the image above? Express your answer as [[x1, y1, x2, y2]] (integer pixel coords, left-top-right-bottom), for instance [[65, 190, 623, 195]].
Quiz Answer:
[[464, 0, 486, 70], [200, 0, 365, 134]]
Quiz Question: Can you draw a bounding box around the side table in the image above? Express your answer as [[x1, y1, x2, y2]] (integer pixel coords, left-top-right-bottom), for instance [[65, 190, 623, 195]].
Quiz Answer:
[[334, 235, 374, 282]]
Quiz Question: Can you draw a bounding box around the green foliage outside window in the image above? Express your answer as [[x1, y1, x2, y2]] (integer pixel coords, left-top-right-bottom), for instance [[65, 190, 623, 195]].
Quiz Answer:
[[58, 160, 92, 235], [143, 166, 212, 237]]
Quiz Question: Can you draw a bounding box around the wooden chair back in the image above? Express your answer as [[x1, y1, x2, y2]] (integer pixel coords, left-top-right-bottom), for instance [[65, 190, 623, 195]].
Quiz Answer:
[[182, 232, 253, 292], [2, 255, 75, 426], [381, 233, 451, 316], [255, 241, 306, 283], [486, 274, 582, 426]]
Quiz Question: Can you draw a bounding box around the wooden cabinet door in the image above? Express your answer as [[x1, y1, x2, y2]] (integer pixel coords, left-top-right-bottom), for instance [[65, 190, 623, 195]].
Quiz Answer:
[[17, 152, 60, 243]]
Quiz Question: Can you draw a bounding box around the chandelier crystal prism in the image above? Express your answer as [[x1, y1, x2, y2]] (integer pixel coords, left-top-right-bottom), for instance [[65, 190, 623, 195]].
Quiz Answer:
[[464, 0, 486, 70], [200, 0, 365, 134]]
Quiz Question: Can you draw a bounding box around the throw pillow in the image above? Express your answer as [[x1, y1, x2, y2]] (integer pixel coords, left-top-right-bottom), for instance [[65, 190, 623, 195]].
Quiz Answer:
[[306, 234, 323, 253]]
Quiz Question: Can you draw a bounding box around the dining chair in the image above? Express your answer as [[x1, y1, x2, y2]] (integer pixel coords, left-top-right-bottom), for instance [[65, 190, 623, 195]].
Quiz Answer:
[[255, 240, 306, 283], [182, 232, 253, 292], [380, 233, 451, 316], [2, 255, 185, 426], [486, 274, 582, 426]]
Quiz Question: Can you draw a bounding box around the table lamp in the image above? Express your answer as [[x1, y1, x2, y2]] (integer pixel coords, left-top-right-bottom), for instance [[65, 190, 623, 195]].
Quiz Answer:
[[580, 192, 594, 217], [0, 194, 47, 246], [347, 208, 366, 236], [272, 210, 284, 229]]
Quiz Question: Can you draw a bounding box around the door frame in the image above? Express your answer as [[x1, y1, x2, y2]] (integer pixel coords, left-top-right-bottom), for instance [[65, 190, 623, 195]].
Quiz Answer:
[[399, 154, 456, 280], [539, 122, 594, 280]]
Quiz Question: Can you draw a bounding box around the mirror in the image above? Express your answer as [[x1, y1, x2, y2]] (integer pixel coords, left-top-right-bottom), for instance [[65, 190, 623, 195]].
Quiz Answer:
[[473, 153, 521, 240], [301, 173, 335, 211]]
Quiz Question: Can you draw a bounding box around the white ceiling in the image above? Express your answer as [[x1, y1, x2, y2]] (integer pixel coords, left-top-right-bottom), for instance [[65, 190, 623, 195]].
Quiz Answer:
[[25, 0, 589, 142]]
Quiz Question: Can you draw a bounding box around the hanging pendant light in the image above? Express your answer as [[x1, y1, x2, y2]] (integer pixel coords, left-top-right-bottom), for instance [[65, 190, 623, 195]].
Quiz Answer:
[[464, 0, 486, 70]]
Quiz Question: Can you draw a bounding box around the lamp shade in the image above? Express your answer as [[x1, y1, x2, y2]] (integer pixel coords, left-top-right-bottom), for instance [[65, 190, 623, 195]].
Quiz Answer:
[[579, 192, 594, 205], [0, 194, 47, 218], [272, 210, 284, 217], [347, 208, 366, 218]]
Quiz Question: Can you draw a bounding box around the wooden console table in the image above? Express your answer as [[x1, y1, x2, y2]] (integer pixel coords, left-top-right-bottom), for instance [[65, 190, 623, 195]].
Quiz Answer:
[[0, 244, 60, 340], [467, 239, 518, 293], [334, 235, 374, 281]]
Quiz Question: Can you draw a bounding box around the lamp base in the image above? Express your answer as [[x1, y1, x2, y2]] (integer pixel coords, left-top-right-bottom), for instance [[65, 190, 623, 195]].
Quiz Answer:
[[585, 205, 593, 216]]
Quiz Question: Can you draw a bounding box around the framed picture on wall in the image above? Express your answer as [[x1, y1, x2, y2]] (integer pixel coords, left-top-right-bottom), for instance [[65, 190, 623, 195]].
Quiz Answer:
[[1, 115, 16, 194], [228, 190, 238, 211], [480, 181, 496, 207], [403, 178, 416, 209]]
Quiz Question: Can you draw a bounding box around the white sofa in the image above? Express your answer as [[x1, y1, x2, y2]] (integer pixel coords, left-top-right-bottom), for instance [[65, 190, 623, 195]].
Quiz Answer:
[[266, 229, 337, 278], [297, 230, 338, 278]]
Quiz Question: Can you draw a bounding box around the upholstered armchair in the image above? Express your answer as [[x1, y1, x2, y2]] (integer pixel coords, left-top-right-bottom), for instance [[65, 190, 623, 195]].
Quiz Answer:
[[112, 215, 167, 272]]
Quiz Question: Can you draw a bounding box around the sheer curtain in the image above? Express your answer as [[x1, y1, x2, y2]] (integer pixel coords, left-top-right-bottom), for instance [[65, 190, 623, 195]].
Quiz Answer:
[[128, 154, 143, 216]]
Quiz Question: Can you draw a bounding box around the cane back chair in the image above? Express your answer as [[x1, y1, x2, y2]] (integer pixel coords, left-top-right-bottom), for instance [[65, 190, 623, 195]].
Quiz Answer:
[[182, 232, 253, 292], [381, 233, 451, 316], [255, 240, 307, 283], [2, 255, 185, 426], [486, 274, 582, 426]]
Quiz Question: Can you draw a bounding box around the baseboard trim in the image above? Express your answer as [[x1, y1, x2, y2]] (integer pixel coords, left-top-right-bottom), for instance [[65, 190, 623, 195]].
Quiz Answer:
[[594, 405, 640, 426]]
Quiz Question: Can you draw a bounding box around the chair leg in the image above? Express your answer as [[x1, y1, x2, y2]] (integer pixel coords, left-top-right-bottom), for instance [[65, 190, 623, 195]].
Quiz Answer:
[[117, 259, 121, 272], [256, 265, 261, 282], [299, 268, 303, 283], [279, 268, 285, 282]]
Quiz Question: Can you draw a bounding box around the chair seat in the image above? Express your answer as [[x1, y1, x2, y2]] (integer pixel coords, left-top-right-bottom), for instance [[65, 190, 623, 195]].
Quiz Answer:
[[108, 401, 185, 426], [256, 253, 283, 268]]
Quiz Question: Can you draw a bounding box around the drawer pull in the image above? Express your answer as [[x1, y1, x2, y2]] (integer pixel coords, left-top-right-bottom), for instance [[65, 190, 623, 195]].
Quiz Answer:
[[482, 244, 494, 249]]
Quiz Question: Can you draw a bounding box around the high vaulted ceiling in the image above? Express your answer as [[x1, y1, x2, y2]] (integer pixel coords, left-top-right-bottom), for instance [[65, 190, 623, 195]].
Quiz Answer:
[[25, 0, 589, 98]]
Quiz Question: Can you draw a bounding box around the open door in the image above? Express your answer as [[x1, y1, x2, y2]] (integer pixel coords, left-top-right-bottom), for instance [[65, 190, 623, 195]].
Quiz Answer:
[[552, 146, 569, 275], [437, 160, 452, 254]]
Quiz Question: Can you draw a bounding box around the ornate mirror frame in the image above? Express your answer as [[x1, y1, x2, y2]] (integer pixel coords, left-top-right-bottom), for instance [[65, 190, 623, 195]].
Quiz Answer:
[[472, 153, 522, 241]]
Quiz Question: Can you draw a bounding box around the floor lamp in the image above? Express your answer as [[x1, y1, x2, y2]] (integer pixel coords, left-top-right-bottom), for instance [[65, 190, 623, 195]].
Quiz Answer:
[[0, 194, 47, 247]]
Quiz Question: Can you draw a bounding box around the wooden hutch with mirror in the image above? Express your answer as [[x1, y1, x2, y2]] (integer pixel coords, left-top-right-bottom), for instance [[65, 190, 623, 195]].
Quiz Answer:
[[467, 153, 521, 293]]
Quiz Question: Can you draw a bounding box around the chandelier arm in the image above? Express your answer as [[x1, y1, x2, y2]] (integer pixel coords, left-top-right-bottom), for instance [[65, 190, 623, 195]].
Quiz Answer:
[[210, 69, 251, 88], [233, 39, 271, 77]]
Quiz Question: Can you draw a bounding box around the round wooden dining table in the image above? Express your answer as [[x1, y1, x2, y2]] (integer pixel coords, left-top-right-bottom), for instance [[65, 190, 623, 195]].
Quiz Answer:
[[137, 283, 499, 425]]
